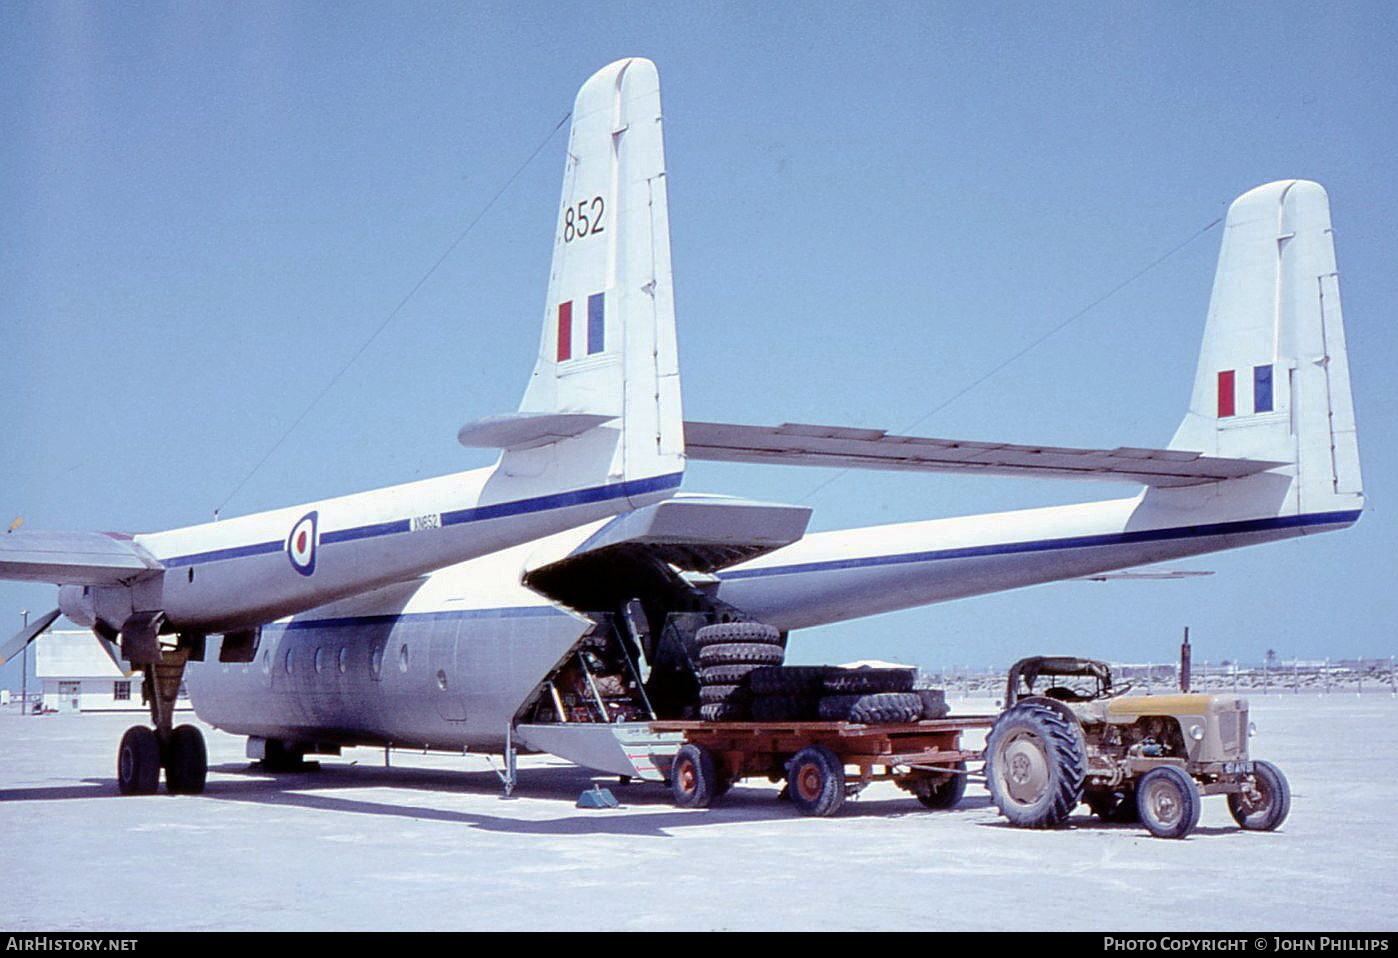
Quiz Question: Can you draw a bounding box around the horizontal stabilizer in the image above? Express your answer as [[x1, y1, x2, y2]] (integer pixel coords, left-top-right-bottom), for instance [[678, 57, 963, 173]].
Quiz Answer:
[[457, 412, 615, 450], [0, 607, 61, 666], [0, 531, 164, 585], [683, 421, 1284, 487]]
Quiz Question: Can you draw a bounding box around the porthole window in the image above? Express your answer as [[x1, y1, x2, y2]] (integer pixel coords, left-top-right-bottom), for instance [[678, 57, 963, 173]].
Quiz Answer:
[[398, 643, 409, 673], [338, 647, 349, 675], [314, 648, 325, 674], [436, 669, 448, 691], [370, 645, 384, 680], [284, 648, 294, 675]]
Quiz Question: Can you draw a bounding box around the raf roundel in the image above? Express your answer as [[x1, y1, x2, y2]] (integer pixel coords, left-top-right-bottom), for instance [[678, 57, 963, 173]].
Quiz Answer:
[[287, 511, 318, 576]]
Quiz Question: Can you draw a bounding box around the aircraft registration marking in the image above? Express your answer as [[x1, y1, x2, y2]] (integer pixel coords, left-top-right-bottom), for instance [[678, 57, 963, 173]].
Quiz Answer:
[[410, 513, 442, 533], [562, 196, 605, 242]]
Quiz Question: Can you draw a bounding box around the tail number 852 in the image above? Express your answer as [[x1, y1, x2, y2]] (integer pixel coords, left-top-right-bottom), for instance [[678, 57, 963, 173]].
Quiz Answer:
[[563, 196, 605, 242]]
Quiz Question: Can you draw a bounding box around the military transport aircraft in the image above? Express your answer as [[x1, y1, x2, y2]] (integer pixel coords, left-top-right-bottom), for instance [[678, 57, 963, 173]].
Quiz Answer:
[[1, 58, 1363, 795]]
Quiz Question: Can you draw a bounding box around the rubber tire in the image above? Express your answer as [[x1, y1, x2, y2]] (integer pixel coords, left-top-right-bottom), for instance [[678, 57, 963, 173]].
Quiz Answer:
[[699, 664, 762, 687], [671, 743, 722, 808], [164, 724, 208, 795], [985, 702, 1086, 828], [1086, 788, 1140, 823], [786, 745, 845, 817], [698, 642, 785, 668], [751, 695, 821, 721], [913, 761, 967, 810], [823, 667, 916, 695], [818, 692, 922, 724], [700, 702, 750, 722], [117, 726, 161, 796], [694, 622, 783, 649], [261, 739, 308, 772], [699, 683, 751, 705], [916, 688, 949, 719], [1228, 760, 1290, 831], [749, 666, 834, 696], [1136, 765, 1201, 839]]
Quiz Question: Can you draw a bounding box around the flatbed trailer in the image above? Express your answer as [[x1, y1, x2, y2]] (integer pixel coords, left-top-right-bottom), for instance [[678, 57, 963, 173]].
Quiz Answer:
[[651, 715, 996, 816]]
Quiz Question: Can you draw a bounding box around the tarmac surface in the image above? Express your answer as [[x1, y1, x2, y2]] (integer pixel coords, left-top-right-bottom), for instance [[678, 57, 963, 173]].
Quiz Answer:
[[2, 694, 1395, 931]]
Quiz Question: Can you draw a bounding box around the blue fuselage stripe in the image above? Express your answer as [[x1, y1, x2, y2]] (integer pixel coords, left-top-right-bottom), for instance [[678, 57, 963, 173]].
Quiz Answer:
[[277, 606, 568, 631], [161, 471, 682, 568], [717, 509, 1363, 581]]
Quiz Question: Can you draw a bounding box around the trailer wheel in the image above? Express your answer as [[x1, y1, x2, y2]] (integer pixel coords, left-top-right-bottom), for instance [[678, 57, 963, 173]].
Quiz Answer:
[[671, 743, 722, 809], [985, 702, 1085, 828], [913, 761, 967, 809], [1136, 765, 1201, 839], [786, 745, 845, 816], [1228, 760, 1290, 831]]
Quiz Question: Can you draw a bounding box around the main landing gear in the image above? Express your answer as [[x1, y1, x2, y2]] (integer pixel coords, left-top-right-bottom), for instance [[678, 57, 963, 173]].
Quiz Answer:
[[114, 625, 208, 796]]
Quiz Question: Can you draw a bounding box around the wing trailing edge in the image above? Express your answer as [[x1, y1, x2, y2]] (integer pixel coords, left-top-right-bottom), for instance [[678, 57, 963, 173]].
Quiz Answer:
[[682, 421, 1284, 487], [0, 530, 164, 586]]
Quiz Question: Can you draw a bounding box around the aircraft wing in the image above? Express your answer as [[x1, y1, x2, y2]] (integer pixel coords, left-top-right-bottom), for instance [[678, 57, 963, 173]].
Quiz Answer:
[[0, 530, 164, 585], [683, 421, 1284, 488]]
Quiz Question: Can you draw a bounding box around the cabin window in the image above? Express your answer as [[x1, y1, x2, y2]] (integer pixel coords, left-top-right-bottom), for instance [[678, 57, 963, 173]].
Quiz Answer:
[[338, 647, 349, 675], [314, 648, 325, 674], [398, 643, 409, 673]]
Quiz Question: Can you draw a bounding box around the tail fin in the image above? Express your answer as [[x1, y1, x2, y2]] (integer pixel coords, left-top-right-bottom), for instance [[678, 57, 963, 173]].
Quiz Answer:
[[1168, 180, 1363, 518], [460, 58, 684, 507]]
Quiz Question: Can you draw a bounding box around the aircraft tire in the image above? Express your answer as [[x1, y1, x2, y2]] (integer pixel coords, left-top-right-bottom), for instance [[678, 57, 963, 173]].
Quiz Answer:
[[985, 702, 1085, 828], [749, 666, 834, 696], [751, 694, 821, 721], [117, 726, 161, 796], [694, 622, 783, 649], [1227, 760, 1290, 831], [699, 683, 752, 706], [1136, 765, 1201, 839], [700, 702, 750, 722], [697, 642, 784, 668], [699, 664, 762, 686], [164, 724, 208, 795], [818, 692, 922, 724], [822, 667, 917, 695]]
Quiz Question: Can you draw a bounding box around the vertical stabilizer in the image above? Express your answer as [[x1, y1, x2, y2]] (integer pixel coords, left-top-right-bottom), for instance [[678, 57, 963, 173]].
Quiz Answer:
[[511, 57, 684, 507], [1168, 180, 1362, 519]]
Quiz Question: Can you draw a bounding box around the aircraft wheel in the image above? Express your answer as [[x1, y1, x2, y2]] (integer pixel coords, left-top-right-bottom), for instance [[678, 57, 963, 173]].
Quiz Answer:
[[165, 724, 208, 795], [117, 726, 161, 796]]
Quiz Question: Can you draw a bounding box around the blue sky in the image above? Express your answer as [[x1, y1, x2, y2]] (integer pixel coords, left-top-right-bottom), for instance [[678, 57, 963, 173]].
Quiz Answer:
[[3, 2, 1396, 690]]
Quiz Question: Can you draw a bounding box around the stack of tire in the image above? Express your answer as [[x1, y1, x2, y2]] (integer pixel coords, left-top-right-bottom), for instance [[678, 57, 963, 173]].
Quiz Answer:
[[747, 665, 946, 724], [694, 622, 786, 722]]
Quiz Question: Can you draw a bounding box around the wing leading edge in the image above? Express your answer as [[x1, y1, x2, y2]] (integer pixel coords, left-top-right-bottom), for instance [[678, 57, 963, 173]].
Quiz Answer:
[[683, 421, 1284, 487]]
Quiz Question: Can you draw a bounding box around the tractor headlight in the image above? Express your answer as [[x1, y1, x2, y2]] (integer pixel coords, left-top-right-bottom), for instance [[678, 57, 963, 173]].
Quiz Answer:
[[1189, 724, 1204, 741]]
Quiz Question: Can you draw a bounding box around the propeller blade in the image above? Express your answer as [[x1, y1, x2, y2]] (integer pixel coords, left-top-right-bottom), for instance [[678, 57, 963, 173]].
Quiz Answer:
[[0, 608, 61, 666]]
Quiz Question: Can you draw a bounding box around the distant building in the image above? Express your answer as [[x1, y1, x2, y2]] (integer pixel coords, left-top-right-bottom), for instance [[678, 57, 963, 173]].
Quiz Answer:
[[36, 630, 191, 714]]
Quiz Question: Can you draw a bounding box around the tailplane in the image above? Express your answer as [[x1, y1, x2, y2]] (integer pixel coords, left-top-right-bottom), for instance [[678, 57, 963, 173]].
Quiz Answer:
[[460, 58, 684, 506], [1167, 180, 1363, 519]]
